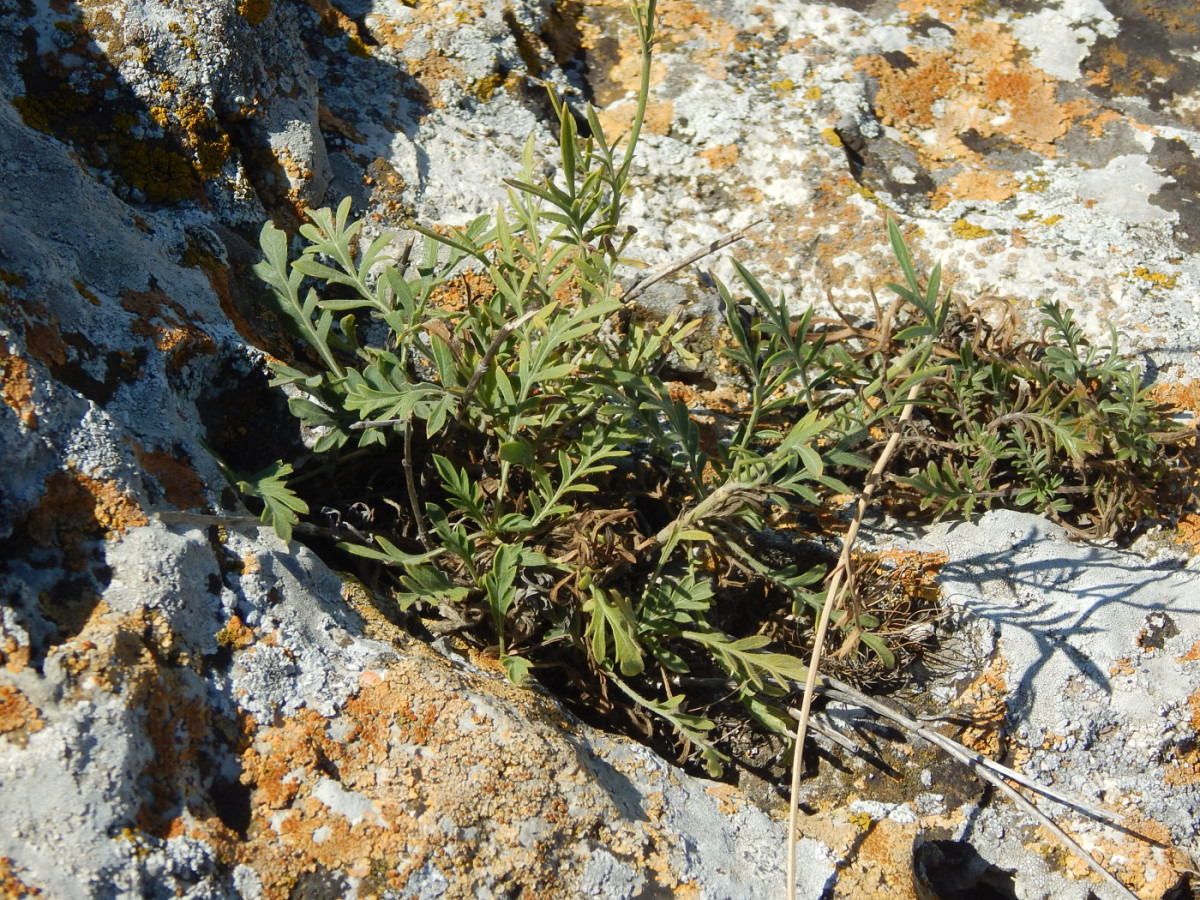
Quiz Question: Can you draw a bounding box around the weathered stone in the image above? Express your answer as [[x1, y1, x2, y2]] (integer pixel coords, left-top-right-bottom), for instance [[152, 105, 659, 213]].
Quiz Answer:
[[873, 510, 1200, 900]]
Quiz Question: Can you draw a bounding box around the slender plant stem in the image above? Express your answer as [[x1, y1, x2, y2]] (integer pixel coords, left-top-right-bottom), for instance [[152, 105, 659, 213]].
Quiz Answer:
[[800, 676, 1142, 900], [622, 0, 657, 179], [622, 220, 761, 303], [455, 307, 540, 423], [812, 677, 1131, 829], [403, 420, 430, 549], [785, 380, 921, 900]]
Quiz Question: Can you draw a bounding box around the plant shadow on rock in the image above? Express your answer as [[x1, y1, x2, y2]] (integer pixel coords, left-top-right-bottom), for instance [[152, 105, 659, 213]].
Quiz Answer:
[[233, 0, 1199, 789]]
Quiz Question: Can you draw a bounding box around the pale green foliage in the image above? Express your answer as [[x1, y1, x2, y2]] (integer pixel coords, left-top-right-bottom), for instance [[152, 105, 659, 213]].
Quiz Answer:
[[891, 295, 1191, 537], [242, 0, 1194, 773], [207, 446, 308, 543]]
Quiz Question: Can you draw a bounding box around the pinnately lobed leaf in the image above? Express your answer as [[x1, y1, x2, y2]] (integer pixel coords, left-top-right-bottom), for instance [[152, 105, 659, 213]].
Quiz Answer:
[[243, 0, 1194, 783]]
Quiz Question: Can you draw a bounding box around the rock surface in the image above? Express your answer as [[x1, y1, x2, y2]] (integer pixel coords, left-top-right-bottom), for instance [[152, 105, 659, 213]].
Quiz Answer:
[[870, 511, 1200, 900], [2, 0, 1199, 897]]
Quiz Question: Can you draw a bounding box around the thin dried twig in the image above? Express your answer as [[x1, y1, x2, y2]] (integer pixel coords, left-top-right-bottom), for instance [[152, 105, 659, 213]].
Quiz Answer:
[[622, 220, 763, 303], [814, 678, 1130, 829], [403, 420, 430, 549], [797, 675, 1144, 900], [786, 380, 922, 900], [455, 307, 540, 422], [153, 510, 370, 543]]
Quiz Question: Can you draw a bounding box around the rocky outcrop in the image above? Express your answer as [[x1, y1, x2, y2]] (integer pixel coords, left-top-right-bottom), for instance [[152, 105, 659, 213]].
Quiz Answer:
[[2, 0, 1199, 897]]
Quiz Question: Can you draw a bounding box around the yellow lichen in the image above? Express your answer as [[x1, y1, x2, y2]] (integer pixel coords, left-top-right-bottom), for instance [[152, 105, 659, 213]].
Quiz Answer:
[[473, 71, 505, 101], [851, 182, 877, 201], [74, 281, 100, 305], [1128, 266, 1177, 290], [769, 77, 794, 94], [238, 0, 271, 26], [820, 127, 843, 147], [847, 810, 874, 830], [12, 84, 89, 134], [116, 143, 197, 204], [951, 218, 994, 239]]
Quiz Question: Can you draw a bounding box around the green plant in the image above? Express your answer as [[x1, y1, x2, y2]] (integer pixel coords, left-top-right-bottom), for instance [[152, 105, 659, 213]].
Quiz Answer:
[[245, 0, 911, 775], [889, 296, 1194, 538], [240, 0, 1195, 778]]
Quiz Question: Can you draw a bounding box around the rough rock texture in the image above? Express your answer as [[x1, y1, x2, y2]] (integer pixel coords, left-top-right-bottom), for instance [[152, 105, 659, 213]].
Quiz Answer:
[[2, 0, 1200, 897], [865, 511, 1200, 900], [0, 39, 815, 900]]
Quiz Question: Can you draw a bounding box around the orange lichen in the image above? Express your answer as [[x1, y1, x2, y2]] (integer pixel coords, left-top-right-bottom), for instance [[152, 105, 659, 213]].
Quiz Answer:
[[180, 245, 269, 351], [1080, 108, 1124, 138], [1040, 815, 1190, 898], [597, 98, 674, 138], [215, 615, 256, 650], [1188, 688, 1200, 730], [838, 815, 922, 900], [658, 0, 741, 76], [794, 807, 922, 900], [699, 143, 739, 171], [897, 0, 975, 22], [1149, 379, 1200, 416], [1084, 41, 1179, 102], [156, 641, 714, 899], [0, 625, 31, 675], [1176, 641, 1200, 663], [0, 684, 44, 748], [429, 268, 498, 316], [49, 604, 242, 836], [931, 169, 1017, 210], [1110, 657, 1136, 677], [320, 104, 366, 145], [28, 469, 147, 550], [1165, 739, 1200, 788], [0, 346, 38, 429], [950, 652, 1009, 758], [404, 53, 464, 112], [22, 313, 68, 370], [134, 444, 208, 510], [856, 18, 1091, 204], [120, 286, 217, 371], [874, 549, 948, 600], [704, 782, 743, 816], [0, 857, 42, 898]]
